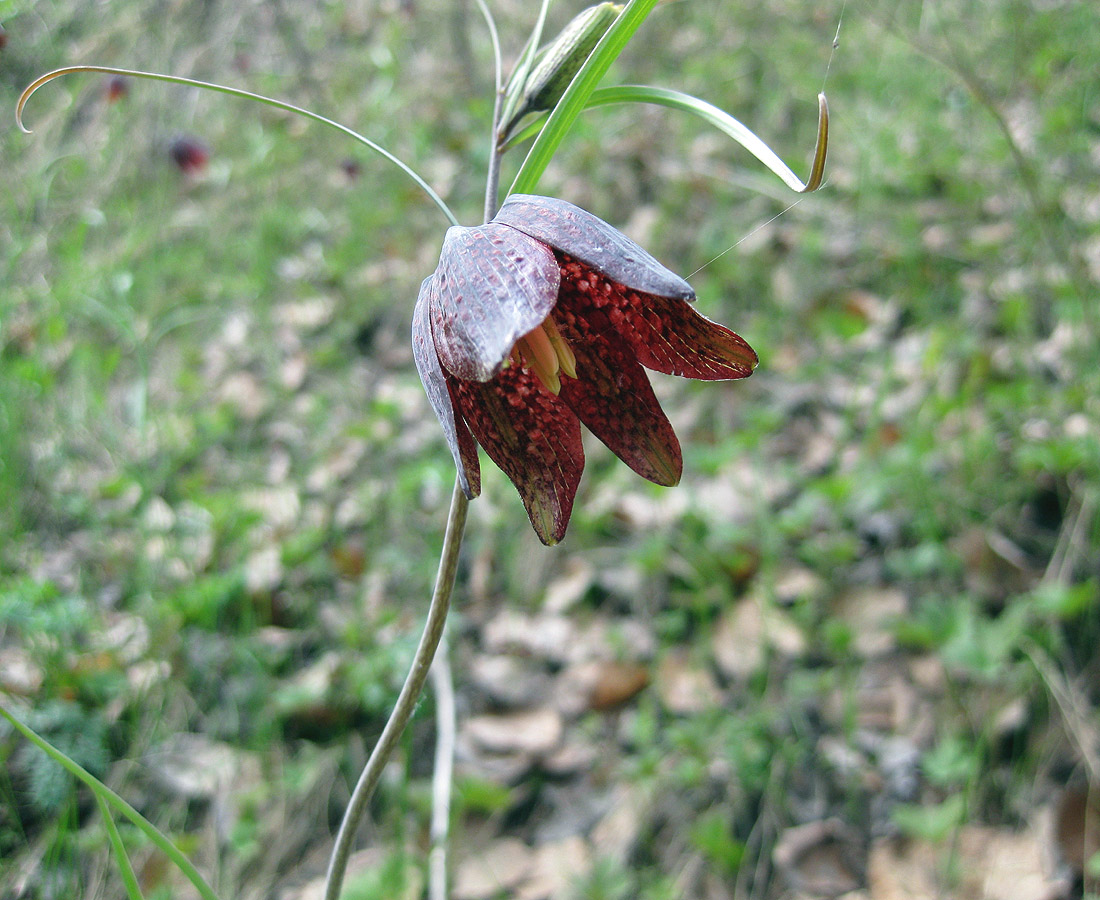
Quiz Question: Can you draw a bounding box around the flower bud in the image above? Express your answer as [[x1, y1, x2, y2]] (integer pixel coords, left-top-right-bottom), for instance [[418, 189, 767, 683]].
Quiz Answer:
[[500, 2, 622, 142]]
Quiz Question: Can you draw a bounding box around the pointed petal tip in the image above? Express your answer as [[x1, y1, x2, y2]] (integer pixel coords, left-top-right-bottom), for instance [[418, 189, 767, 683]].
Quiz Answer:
[[530, 505, 567, 545], [744, 342, 760, 372], [458, 468, 480, 500], [653, 456, 682, 487]]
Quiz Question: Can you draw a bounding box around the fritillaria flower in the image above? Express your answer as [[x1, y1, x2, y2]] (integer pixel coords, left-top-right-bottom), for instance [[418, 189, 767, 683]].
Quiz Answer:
[[413, 194, 757, 544], [169, 134, 210, 175], [105, 75, 129, 103]]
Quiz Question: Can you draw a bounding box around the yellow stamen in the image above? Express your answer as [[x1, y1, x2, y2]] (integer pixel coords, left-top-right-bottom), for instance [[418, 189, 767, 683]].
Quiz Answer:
[[542, 316, 577, 379], [512, 318, 577, 395], [518, 326, 561, 394]]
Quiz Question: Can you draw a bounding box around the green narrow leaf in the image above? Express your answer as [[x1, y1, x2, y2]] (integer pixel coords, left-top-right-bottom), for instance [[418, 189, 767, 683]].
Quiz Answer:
[[507, 84, 829, 195], [1, 705, 223, 900], [96, 792, 146, 900], [585, 84, 828, 192], [509, 0, 659, 195]]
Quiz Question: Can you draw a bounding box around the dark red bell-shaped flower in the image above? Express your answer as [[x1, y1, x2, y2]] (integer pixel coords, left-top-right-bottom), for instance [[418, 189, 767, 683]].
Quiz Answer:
[[413, 194, 757, 544], [169, 134, 210, 175], [105, 75, 129, 103]]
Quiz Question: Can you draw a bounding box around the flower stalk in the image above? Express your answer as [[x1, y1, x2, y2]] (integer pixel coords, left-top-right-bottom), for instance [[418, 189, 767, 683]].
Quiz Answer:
[[323, 478, 469, 900]]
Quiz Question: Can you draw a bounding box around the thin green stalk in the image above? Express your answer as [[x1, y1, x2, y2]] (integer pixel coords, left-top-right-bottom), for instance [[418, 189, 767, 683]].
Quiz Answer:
[[872, 17, 1095, 337], [322, 478, 469, 900], [16, 66, 459, 228], [485, 68, 506, 222], [497, 0, 553, 144], [505, 85, 829, 194], [0, 705, 221, 900], [473, 0, 502, 101], [324, 42, 509, 890], [95, 793, 145, 900]]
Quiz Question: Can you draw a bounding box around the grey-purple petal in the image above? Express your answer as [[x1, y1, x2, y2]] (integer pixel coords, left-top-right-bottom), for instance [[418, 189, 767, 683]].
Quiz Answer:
[[412, 276, 481, 498], [430, 223, 561, 382], [494, 194, 694, 301]]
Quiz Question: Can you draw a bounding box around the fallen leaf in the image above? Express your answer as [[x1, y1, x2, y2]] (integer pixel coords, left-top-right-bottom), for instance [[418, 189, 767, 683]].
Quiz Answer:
[[711, 595, 806, 682], [0, 648, 43, 695], [542, 558, 595, 614], [959, 825, 1059, 900], [591, 784, 652, 863], [1054, 785, 1100, 880], [656, 650, 722, 714], [462, 709, 564, 757], [469, 654, 551, 709], [482, 611, 576, 664], [453, 838, 534, 900], [540, 740, 599, 778], [775, 567, 827, 605], [867, 825, 1065, 900], [833, 587, 908, 658], [516, 836, 592, 900], [773, 819, 863, 897], [866, 835, 941, 900], [245, 544, 284, 595], [589, 660, 649, 711]]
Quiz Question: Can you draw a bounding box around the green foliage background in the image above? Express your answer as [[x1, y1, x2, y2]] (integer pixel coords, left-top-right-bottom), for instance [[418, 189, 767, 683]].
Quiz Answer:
[[1, 0, 1098, 897]]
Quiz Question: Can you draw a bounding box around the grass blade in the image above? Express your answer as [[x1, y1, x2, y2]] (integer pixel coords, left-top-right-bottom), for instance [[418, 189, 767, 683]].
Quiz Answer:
[[95, 792, 146, 900], [507, 85, 829, 194], [1, 705, 222, 900], [585, 85, 828, 192], [498, 0, 553, 136]]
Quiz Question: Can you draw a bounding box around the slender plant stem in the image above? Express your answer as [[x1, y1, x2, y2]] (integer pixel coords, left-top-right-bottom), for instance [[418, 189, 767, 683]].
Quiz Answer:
[[473, 0, 502, 104], [423, 60, 508, 900], [427, 632, 457, 900], [0, 705, 222, 900], [485, 80, 506, 222], [323, 478, 469, 900], [324, 8, 510, 894], [873, 17, 1095, 337], [95, 793, 145, 900], [17, 66, 459, 228]]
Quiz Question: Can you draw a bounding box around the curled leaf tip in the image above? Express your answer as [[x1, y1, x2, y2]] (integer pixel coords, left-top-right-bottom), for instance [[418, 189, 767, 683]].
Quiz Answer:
[[803, 92, 829, 193], [15, 72, 53, 133], [17, 66, 105, 134]]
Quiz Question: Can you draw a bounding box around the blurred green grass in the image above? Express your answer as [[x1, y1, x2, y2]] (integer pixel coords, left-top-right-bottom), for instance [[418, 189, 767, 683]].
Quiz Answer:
[[2, 0, 1099, 897]]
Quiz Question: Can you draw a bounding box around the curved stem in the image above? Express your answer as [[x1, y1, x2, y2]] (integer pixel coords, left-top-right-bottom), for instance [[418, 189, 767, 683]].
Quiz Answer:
[[16, 66, 459, 228], [323, 478, 469, 900]]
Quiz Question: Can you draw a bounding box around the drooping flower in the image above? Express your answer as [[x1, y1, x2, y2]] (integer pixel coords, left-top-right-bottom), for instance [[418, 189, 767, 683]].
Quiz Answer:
[[413, 194, 757, 544], [169, 134, 210, 175], [105, 75, 129, 103]]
